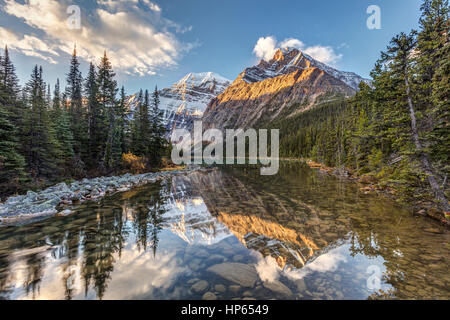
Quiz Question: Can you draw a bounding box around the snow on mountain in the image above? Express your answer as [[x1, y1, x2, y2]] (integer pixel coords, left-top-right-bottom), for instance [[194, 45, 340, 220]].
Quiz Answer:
[[242, 47, 370, 90], [126, 72, 231, 135], [202, 47, 366, 130], [161, 173, 233, 245]]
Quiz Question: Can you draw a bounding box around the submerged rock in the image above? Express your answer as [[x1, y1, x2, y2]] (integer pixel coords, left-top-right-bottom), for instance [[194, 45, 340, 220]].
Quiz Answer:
[[191, 280, 209, 293], [207, 263, 258, 287], [263, 280, 293, 297], [202, 292, 217, 300], [214, 284, 226, 293]]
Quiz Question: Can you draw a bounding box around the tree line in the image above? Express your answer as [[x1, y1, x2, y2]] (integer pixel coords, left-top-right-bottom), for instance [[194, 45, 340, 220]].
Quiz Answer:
[[0, 46, 167, 197], [270, 0, 449, 212]]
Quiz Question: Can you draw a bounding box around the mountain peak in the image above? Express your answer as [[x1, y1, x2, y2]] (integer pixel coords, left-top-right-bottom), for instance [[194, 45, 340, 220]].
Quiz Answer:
[[272, 47, 301, 61], [176, 72, 231, 88], [244, 47, 369, 90]]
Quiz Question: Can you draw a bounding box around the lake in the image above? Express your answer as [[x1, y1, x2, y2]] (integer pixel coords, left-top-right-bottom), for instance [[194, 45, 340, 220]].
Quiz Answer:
[[0, 161, 448, 300]]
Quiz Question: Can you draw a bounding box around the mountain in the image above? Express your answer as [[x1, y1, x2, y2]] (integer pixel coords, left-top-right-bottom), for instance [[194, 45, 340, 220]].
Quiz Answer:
[[202, 48, 370, 130], [126, 72, 231, 135]]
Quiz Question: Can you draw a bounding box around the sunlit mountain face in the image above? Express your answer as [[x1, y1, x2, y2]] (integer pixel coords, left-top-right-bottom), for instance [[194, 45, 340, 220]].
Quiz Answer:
[[0, 162, 448, 300], [202, 48, 370, 130]]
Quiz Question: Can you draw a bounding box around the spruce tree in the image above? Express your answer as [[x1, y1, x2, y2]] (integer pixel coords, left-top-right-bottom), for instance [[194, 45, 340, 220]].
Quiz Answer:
[[0, 92, 27, 195], [85, 62, 103, 169], [97, 52, 119, 170], [23, 66, 60, 181], [0, 46, 24, 138], [116, 86, 129, 154], [131, 90, 144, 155], [52, 79, 75, 173], [0, 46, 20, 103], [66, 45, 86, 161], [381, 31, 449, 212], [415, 0, 450, 176], [149, 86, 166, 166]]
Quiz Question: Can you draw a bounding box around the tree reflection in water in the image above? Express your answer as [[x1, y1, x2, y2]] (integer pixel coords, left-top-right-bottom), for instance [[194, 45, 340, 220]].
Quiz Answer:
[[0, 181, 169, 300], [0, 163, 448, 300]]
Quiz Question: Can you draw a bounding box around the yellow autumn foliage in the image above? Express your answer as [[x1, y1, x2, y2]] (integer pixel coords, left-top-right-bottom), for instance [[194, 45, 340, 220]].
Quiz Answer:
[[121, 153, 147, 174]]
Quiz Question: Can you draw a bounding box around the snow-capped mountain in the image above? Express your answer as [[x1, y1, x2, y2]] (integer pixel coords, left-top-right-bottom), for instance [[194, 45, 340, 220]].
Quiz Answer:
[[161, 173, 233, 246], [242, 47, 370, 90], [126, 72, 231, 135], [202, 47, 370, 130]]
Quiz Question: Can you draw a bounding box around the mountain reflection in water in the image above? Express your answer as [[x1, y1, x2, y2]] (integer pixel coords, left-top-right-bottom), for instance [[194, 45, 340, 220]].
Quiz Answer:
[[0, 161, 448, 300]]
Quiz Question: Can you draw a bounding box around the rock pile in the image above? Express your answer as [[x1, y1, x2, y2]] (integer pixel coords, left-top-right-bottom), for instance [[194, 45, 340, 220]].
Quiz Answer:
[[0, 168, 200, 225]]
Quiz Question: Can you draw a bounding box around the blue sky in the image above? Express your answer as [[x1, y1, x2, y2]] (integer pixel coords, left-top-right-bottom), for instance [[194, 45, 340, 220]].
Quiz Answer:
[[0, 0, 422, 94]]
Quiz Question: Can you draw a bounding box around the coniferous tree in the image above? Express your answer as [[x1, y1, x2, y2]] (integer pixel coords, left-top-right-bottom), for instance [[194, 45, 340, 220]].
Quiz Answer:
[[381, 32, 449, 212], [131, 89, 144, 155], [97, 51, 119, 170], [415, 0, 449, 175], [85, 62, 102, 169], [23, 66, 59, 181], [116, 86, 129, 154], [149, 86, 166, 166], [0, 46, 24, 141], [52, 79, 75, 173], [66, 45, 86, 162], [0, 46, 20, 103], [0, 80, 26, 194]]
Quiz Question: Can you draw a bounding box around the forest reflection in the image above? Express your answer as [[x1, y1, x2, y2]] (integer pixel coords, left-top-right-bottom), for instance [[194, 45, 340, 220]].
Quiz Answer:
[[0, 162, 448, 300]]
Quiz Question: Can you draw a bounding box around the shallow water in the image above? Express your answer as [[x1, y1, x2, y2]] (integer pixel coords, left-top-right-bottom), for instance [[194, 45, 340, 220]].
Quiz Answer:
[[0, 161, 448, 300]]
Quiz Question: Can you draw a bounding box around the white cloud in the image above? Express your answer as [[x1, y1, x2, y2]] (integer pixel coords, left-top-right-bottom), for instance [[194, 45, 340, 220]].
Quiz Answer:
[[1, 0, 194, 75], [255, 254, 281, 283], [0, 27, 58, 64], [279, 38, 305, 50], [253, 36, 342, 66], [143, 0, 162, 12], [284, 248, 347, 280], [253, 36, 278, 62], [303, 45, 343, 66]]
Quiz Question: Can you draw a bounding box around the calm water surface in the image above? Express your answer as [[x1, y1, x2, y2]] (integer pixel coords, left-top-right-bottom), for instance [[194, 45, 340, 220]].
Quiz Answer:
[[0, 161, 448, 300]]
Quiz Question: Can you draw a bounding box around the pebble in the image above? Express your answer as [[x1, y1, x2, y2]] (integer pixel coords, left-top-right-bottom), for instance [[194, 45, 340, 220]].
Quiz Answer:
[[214, 284, 226, 293], [191, 280, 209, 293], [202, 292, 217, 300]]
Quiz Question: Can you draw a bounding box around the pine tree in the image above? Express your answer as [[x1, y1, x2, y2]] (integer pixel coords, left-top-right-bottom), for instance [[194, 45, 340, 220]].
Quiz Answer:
[[85, 62, 103, 169], [97, 51, 119, 170], [52, 79, 75, 173], [0, 46, 20, 103], [23, 66, 60, 181], [116, 86, 129, 154], [0, 91, 27, 195], [66, 45, 86, 161], [381, 31, 449, 212], [415, 0, 450, 176], [131, 89, 144, 155], [0, 46, 24, 138], [149, 86, 166, 166], [53, 79, 61, 111]]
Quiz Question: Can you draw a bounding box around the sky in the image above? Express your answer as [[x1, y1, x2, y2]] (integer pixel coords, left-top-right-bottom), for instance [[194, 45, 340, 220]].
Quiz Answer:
[[0, 0, 423, 94]]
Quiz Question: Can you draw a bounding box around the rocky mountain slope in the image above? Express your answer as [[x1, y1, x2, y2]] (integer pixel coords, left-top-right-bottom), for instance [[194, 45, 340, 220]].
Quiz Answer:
[[126, 72, 231, 135], [202, 48, 370, 130]]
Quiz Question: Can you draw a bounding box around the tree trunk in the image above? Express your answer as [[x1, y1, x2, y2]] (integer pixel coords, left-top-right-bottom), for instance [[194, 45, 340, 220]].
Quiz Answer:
[[404, 70, 449, 212]]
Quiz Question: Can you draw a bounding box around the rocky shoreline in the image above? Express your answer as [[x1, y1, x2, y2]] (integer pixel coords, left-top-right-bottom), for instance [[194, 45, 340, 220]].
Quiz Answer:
[[0, 166, 204, 226]]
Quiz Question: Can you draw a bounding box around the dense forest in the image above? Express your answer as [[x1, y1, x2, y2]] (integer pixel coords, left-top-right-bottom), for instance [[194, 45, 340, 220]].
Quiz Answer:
[[269, 0, 449, 214], [0, 47, 167, 197]]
